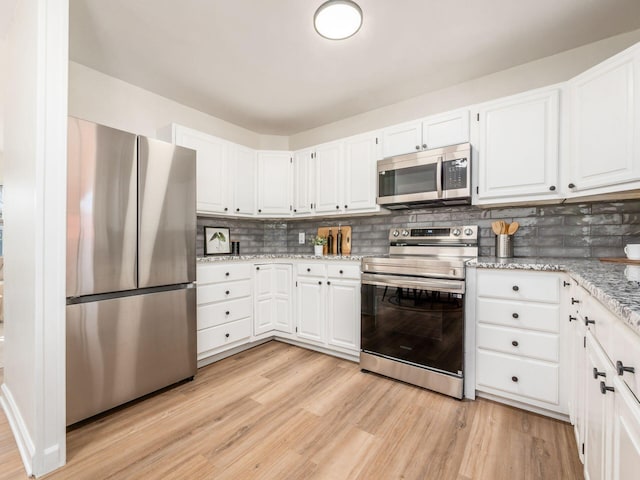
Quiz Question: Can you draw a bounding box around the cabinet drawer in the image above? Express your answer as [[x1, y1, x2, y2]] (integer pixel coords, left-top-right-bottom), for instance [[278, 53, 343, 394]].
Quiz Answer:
[[197, 297, 252, 330], [198, 280, 251, 305], [582, 294, 616, 353], [477, 324, 559, 362], [476, 297, 560, 333], [610, 321, 640, 400], [197, 263, 252, 285], [477, 350, 559, 405], [477, 270, 559, 303], [326, 263, 360, 280], [197, 318, 252, 354], [297, 263, 327, 277]]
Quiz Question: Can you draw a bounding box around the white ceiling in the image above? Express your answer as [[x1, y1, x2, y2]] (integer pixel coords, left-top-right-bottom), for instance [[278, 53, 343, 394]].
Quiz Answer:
[[69, 0, 640, 136]]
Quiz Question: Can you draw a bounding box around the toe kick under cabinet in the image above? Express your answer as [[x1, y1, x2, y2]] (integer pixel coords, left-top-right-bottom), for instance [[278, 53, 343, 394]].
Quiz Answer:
[[475, 269, 568, 416]]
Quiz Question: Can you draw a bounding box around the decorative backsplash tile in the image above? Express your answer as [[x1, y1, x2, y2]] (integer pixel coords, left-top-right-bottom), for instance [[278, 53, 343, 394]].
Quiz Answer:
[[198, 199, 640, 258]]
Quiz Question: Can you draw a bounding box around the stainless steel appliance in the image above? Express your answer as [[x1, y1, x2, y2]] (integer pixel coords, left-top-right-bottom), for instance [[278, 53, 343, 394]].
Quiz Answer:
[[377, 143, 471, 209], [66, 117, 197, 425], [360, 226, 478, 399]]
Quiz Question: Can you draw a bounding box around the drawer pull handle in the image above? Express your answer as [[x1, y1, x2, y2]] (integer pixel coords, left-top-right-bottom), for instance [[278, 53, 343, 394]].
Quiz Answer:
[[225, 272, 230, 276], [225, 333, 230, 338], [571, 298, 579, 305], [511, 341, 519, 347], [225, 290, 230, 295], [512, 313, 519, 319], [512, 285, 519, 291], [225, 311, 230, 316], [600, 381, 614, 395], [616, 361, 636, 376], [593, 368, 606, 379], [569, 315, 577, 322], [585, 317, 595, 326], [511, 376, 518, 383]]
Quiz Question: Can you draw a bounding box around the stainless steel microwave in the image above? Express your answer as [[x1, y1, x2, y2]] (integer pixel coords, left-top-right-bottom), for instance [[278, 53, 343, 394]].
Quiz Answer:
[[377, 142, 471, 209]]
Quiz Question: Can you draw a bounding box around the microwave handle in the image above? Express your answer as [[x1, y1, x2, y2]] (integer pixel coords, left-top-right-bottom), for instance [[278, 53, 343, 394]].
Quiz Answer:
[[436, 156, 443, 198]]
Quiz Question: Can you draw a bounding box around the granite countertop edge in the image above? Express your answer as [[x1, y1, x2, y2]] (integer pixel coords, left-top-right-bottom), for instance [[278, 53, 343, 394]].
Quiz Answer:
[[468, 257, 640, 336]]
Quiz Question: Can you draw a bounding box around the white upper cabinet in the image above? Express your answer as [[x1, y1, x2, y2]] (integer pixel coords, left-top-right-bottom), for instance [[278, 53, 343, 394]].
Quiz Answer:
[[170, 125, 231, 214], [382, 109, 470, 158], [566, 44, 640, 195], [314, 141, 343, 213], [257, 151, 292, 216], [473, 87, 561, 204], [293, 148, 314, 215], [343, 131, 381, 213], [230, 145, 256, 216]]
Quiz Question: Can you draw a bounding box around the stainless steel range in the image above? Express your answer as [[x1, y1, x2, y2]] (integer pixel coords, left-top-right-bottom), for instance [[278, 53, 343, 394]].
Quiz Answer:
[[360, 225, 478, 399]]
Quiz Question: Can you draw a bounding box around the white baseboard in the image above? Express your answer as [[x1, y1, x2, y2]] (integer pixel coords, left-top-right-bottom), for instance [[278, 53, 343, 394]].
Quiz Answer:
[[1, 382, 34, 477]]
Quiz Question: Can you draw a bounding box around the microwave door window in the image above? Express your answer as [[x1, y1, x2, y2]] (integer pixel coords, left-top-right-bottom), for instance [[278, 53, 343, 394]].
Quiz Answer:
[[379, 164, 438, 197]]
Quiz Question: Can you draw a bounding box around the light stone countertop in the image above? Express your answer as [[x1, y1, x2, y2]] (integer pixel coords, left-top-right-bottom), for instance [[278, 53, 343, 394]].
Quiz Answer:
[[197, 254, 366, 263], [468, 257, 640, 336]]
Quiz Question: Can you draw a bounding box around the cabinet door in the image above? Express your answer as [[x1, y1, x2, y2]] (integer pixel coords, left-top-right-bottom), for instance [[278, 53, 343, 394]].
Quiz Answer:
[[175, 126, 230, 214], [571, 317, 588, 463], [343, 132, 381, 212], [257, 151, 292, 216], [273, 264, 292, 333], [296, 277, 325, 344], [382, 120, 423, 158], [611, 377, 640, 480], [254, 265, 274, 335], [314, 142, 343, 213], [567, 48, 640, 193], [585, 333, 615, 480], [422, 109, 469, 150], [293, 149, 314, 215], [326, 278, 360, 351], [475, 88, 560, 202], [231, 145, 256, 216]]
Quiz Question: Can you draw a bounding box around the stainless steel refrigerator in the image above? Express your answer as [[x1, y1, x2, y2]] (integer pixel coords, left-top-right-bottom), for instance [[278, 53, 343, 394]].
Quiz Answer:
[[66, 117, 197, 425]]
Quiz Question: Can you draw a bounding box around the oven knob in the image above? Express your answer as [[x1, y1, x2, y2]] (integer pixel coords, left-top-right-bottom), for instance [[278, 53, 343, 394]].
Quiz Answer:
[[392, 230, 400, 237], [452, 228, 461, 236], [402, 230, 409, 237], [464, 228, 473, 236]]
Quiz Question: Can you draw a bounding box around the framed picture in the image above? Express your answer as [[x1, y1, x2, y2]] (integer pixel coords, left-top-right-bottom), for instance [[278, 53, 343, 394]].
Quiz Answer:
[[204, 227, 231, 255]]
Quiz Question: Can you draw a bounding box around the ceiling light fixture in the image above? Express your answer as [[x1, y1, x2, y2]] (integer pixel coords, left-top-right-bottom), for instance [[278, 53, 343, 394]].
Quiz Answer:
[[314, 0, 363, 40]]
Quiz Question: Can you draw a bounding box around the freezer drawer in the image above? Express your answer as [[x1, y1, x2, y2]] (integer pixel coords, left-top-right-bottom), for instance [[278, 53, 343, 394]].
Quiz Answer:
[[66, 287, 196, 425]]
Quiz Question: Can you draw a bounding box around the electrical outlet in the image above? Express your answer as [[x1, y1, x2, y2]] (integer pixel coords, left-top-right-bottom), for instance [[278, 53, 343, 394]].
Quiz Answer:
[[298, 232, 305, 244]]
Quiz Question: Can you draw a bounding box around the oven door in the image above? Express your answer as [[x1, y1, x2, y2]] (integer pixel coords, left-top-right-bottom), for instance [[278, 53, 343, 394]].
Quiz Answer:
[[360, 273, 464, 378]]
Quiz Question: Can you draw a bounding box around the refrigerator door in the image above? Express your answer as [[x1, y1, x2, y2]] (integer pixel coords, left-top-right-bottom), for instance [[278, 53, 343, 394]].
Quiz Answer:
[[66, 287, 196, 425], [138, 137, 196, 288], [67, 118, 138, 297]]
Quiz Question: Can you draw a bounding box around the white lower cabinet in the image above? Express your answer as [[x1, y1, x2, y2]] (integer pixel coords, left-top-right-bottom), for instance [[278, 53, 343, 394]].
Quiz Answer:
[[611, 375, 640, 480], [253, 264, 292, 335], [296, 275, 325, 343], [196, 263, 253, 359], [326, 278, 360, 351], [475, 269, 567, 414]]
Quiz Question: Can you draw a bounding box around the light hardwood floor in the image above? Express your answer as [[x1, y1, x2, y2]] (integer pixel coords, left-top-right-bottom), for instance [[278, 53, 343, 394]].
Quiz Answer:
[[0, 341, 583, 479]]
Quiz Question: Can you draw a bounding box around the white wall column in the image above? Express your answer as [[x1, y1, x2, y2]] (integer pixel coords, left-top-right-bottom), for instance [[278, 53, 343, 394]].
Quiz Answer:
[[1, 0, 68, 476]]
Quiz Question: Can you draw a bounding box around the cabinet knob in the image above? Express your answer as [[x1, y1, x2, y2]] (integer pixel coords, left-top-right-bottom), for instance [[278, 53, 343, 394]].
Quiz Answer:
[[593, 368, 606, 379], [569, 315, 577, 322], [225, 272, 230, 276], [511, 340, 519, 347], [339, 270, 344, 274], [600, 381, 614, 395], [616, 360, 636, 376], [568, 183, 576, 189], [318, 281, 322, 285], [307, 268, 311, 272], [512, 285, 519, 291], [225, 333, 230, 338], [512, 313, 519, 319], [258, 209, 262, 213], [344, 205, 348, 209], [225, 311, 230, 316], [224, 207, 228, 211], [563, 281, 570, 287], [422, 144, 427, 149], [585, 317, 595, 326], [415, 145, 420, 150], [294, 209, 297, 212], [336, 205, 340, 209], [327, 281, 331, 285], [549, 185, 556, 191], [511, 376, 518, 383], [225, 290, 230, 295], [256, 266, 260, 270], [571, 298, 579, 305], [236, 208, 240, 212]]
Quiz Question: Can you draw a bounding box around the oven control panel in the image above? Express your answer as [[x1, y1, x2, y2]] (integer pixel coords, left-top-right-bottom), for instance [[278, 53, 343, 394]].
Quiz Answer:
[[388, 225, 477, 241]]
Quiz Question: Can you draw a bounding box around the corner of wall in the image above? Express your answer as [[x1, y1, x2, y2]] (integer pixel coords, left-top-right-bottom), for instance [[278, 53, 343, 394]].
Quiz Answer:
[[0, 383, 35, 476]]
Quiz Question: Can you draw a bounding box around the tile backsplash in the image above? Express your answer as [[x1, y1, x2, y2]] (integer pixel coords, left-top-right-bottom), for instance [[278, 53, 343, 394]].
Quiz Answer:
[[198, 199, 640, 258]]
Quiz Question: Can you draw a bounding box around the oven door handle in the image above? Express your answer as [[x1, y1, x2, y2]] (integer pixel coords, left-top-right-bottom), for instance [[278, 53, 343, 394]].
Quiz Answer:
[[436, 155, 443, 198], [361, 273, 465, 294]]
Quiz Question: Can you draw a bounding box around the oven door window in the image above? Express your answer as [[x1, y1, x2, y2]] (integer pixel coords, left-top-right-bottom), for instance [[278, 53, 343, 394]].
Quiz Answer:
[[361, 283, 463, 376], [378, 163, 438, 197]]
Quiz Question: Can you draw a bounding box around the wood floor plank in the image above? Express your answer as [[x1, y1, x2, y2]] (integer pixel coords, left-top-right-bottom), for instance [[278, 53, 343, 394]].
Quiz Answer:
[[0, 342, 583, 480]]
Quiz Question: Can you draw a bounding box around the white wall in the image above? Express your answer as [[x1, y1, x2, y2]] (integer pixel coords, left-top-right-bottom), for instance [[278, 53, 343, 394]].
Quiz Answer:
[[0, 36, 7, 181], [1, 0, 68, 476], [68, 62, 289, 150], [289, 28, 640, 150]]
